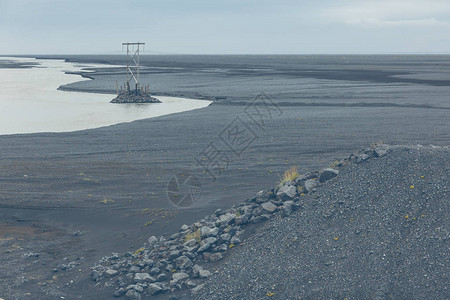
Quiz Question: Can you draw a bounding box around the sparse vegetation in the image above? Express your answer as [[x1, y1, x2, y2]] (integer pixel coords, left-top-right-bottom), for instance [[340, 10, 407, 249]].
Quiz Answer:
[[99, 198, 114, 204], [184, 228, 201, 243], [370, 140, 384, 147], [134, 248, 145, 256], [330, 161, 340, 168], [278, 166, 299, 186]]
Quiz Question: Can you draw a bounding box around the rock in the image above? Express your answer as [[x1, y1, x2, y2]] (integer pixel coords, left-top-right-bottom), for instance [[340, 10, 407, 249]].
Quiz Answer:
[[134, 273, 152, 283], [252, 214, 271, 223], [184, 238, 197, 247], [356, 153, 370, 163], [170, 232, 182, 240], [217, 213, 236, 226], [129, 266, 140, 273], [261, 201, 278, 213], [172, 272, 189, 281], [148, 236, 158, 247], [209, 253, 223, 262], [294, 172, 317, 184], [113, 288, 126, 297], [147, 283, 163, 295], [24, 252, 40, 258], [215, 244, 228, 252], [186, 280, 197, 288], [192, 264, 203, 278], [250, 190, 268, 204], [142, 258, 153, 267], [156, 273, 168, 282], [277, 185, 297, 200], [252, 206, 264, 217], [220, 233, 231, 242], [197, 237, 217, 253], [149, 267, 160, 275], [201, 226, 219, 238], [199, 269, 212, 278], [111, 91, 161, 104], [282, 202, 293, 216], [374, 144, 390, 157], [105, 269, 118, 278], [191, 283, 206, 294], [169, 250, 181, 260], [127, 284, 144, 293], [180, 224, 189, 231], [125, 289, 141, 299], [319, 168, 339, 182], [175, 255, 193, 270], [166, 264, 174, 272], [230, 236, 241, 244], [91, 270, 101, 281], [304, 179, 318, 192]]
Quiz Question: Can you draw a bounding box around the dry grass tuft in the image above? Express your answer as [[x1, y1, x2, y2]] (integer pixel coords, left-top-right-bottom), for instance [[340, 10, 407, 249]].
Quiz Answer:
[[184, 228, 201, 243], [278, 166, 299, 186]]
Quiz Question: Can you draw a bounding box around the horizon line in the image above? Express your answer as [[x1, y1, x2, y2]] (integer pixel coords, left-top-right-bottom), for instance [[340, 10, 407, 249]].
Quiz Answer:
[[2, 52, 450, 56]]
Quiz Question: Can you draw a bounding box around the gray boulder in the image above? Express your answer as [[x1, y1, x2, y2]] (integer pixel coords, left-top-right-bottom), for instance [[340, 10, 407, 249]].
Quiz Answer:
[[134, 273, 152, 283], [319, 168, 339, 182], [114, 288, 126, 297], [217, 213, 236, 226], [147, 283, 163, 295], [197, 237, 217, 252], [199, 269, 212, 278], [104, 269, 118, 278], [192, 283, 206, 294], [125, 289, 141, 299], [374, 144, 391, 157], [126, 284, 144, 293], [252, 214, 271, 223], [201, 226, 219, 237], [172, 272, 189, 281], [277, 185, 296, 200], [304, 179, 318, 192], [156, 273, 167, 282], [209, 253, 223, 262], [261, 201, 278, 213], [175, 255, 193, 270], [129, 266, 140, 273], [147, 236, 158, 248], [220, 233, 231, 242]]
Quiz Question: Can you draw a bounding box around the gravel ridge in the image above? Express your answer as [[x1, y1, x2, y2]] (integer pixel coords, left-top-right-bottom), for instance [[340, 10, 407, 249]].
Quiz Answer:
[[194, 145, 449, 300], [88, 144, 448, 299]]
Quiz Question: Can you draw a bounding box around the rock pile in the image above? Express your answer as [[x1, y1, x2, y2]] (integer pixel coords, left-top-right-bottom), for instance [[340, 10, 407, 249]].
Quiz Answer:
[[90, 144, 392, 298], [111, 91, 161, 104]]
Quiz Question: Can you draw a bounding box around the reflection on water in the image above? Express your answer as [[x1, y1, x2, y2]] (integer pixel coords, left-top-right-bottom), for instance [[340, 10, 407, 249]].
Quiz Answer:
[[0, 57, 212, 135]]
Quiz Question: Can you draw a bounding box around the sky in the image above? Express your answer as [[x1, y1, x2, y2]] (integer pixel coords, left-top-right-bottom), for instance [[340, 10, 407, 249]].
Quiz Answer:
[[1, 0, 450, 54]]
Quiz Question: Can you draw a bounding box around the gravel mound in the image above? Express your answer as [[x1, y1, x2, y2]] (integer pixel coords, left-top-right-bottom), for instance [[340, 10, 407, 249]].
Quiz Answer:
[[195, 145, 449, 299]]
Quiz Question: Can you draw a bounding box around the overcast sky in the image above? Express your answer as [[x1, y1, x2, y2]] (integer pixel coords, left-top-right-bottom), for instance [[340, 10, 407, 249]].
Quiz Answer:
[[1, 0, 450, 54]]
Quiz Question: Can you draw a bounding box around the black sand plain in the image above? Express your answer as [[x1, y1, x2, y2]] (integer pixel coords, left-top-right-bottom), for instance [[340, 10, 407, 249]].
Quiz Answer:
[[0, 55, 449, 299]]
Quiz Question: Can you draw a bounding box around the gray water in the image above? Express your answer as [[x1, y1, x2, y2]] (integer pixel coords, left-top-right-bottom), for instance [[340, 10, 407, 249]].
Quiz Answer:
[[0, 57, 211, 135]]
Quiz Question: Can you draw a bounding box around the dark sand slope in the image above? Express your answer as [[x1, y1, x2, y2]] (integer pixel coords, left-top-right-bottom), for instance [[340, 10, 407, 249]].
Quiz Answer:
[[193, 145, 449, 300]]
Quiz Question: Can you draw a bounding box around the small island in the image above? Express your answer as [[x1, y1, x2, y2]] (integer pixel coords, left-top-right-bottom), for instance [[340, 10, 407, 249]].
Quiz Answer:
[[110, 88, 161, 104]]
